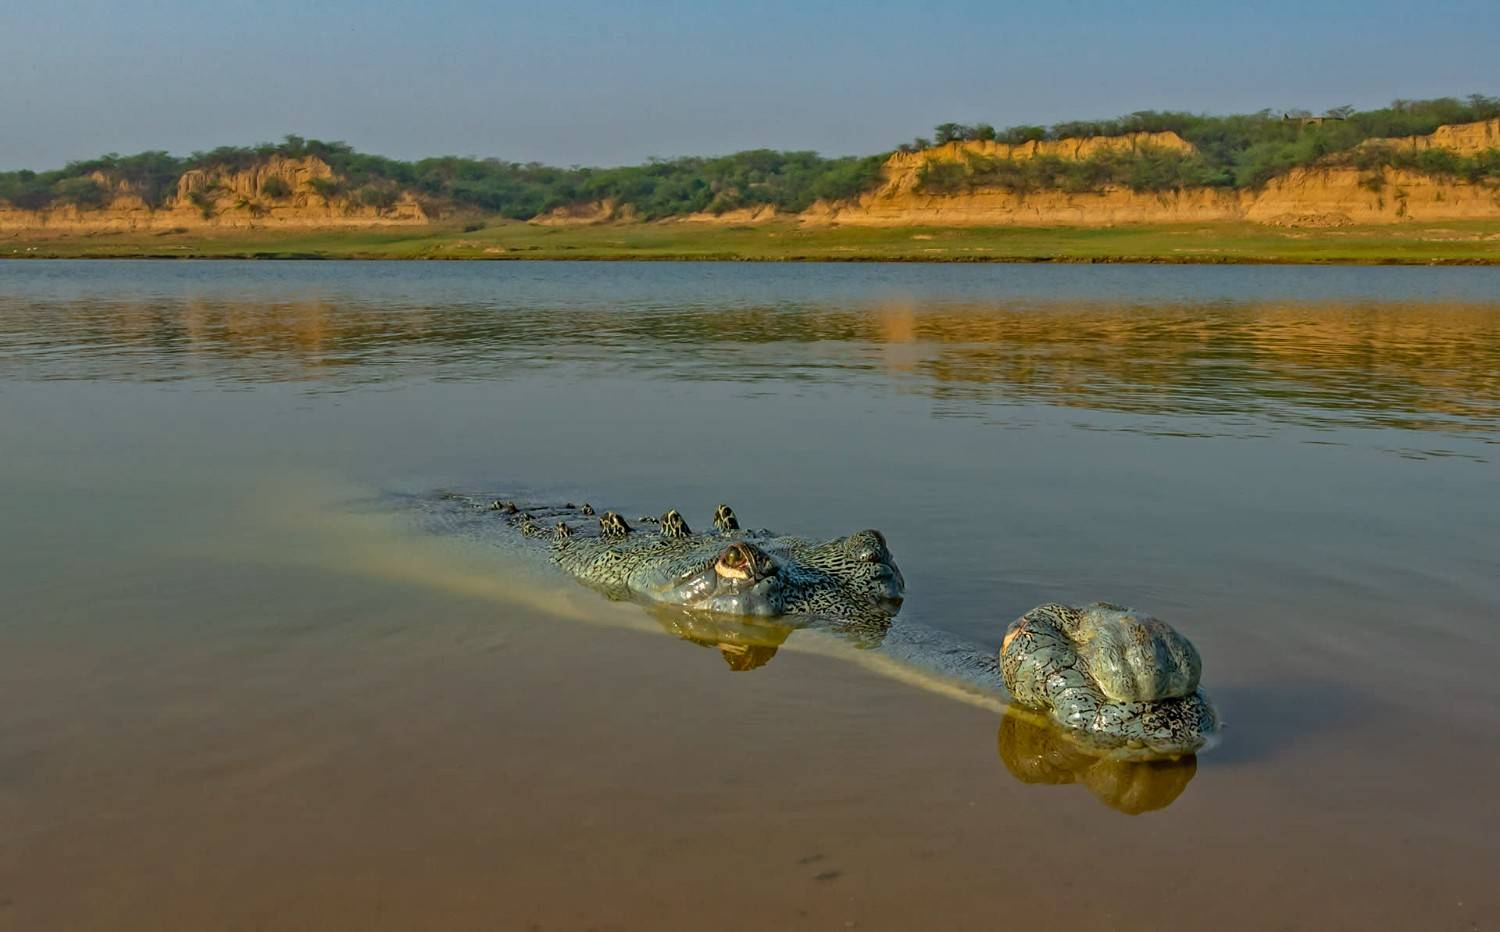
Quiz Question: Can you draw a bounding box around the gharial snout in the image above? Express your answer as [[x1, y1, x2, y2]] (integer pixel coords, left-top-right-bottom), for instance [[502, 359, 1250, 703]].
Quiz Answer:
[[844, 529, 906, 610], [864, 560, 905, 605], [870, 567, 905, 611]]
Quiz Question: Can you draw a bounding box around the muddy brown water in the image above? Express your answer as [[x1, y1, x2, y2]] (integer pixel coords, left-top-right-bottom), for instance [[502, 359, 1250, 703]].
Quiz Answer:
[[1, 261, 1498, 931]]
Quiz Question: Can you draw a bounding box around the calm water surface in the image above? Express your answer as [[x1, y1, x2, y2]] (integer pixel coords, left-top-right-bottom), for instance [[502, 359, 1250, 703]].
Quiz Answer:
[[2, 261, 1498, 931]]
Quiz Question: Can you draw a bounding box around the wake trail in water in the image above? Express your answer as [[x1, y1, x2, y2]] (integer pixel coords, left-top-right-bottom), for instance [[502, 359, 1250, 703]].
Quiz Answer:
[[251, 478, 1016, 715]]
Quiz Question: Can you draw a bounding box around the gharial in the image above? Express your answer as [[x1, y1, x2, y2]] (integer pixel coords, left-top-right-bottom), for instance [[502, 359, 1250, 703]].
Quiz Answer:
[[411, 492, 1220, 757]]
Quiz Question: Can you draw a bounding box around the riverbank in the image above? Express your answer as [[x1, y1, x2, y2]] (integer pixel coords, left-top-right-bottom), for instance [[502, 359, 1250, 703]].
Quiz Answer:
[[6, 219, 1500, 263]]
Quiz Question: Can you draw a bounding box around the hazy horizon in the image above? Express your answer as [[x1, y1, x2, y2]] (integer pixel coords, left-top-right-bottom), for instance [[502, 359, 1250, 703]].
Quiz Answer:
[[3, 0, 1498, 171]]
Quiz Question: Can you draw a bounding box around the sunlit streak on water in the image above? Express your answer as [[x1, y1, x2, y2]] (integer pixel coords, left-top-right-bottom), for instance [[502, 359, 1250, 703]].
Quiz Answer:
[[236, 473, 1016, 715]]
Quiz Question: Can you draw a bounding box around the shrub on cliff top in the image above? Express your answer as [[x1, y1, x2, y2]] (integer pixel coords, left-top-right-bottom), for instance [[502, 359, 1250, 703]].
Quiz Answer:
[[63, 151, 182, 208], [260, 176, 291, 199], [0, 171, 58, 210], [306, 177, 344, 200], [54, 176, 109, 209], [354, 183, 400, 211]]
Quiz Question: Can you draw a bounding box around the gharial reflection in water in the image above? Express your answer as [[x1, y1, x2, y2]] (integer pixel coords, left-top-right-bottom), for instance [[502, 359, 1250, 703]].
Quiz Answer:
[[997, 710, 1198, 815], [4, 285, 1500, 451], [644, 604, 1199, 813], [650, 606, 796, 672]]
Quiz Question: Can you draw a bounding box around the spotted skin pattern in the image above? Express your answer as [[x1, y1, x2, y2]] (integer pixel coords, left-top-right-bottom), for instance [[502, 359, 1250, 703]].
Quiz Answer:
[[660, 510, 692, 539], [714, 504, 739, 532], [598, 512, 631, 540]]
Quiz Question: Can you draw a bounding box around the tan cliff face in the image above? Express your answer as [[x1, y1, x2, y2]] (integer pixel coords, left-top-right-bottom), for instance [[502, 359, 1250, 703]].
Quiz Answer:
[[1245, 166, 1500, 225], [671, 203, 781, 224], [801, 185, 1247, 226], [807, 166, 1500, 228], [0, 156, 428, 233], [887, 131, 1196, 167], [1363, 118, 1500, 156], [874, 132, 1197, 200], [806, 120, 1500, 227], [530, 198, 642, 225]]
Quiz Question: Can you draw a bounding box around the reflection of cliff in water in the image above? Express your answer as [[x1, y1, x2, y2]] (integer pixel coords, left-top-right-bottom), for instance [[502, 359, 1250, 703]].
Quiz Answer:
[[997, 709, 1197, 814], [5, 294, 1498, 440]]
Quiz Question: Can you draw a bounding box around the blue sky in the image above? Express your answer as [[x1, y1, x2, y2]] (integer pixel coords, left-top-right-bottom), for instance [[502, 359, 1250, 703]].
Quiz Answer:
[[2, 0, 1496, 169]]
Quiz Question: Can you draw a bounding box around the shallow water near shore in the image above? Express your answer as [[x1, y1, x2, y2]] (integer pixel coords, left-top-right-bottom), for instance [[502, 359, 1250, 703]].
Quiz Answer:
[[2, 260, 1499, 931]]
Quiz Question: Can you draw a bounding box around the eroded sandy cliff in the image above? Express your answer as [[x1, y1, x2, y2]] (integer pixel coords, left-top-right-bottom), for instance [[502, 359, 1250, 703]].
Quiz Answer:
[[809, 122, 1500, 227], [0, 156, 427, 233], [5, 121, 1499, 234]]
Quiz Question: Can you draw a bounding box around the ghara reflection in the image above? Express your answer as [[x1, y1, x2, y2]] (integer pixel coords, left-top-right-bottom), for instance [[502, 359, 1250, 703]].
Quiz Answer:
[[997, 709, 1198, 814]]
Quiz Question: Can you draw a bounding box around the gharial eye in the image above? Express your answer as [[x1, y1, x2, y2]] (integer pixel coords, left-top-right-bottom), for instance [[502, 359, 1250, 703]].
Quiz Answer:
[[715, 544, 759, 580]]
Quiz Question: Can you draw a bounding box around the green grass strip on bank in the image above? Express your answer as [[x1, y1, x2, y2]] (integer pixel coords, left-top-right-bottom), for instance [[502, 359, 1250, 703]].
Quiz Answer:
[[5, 220, 1500, 264]]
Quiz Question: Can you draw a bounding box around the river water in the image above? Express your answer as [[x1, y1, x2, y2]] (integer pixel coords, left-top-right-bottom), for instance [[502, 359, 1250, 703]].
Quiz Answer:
[[2, 260, 1497, 931]]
